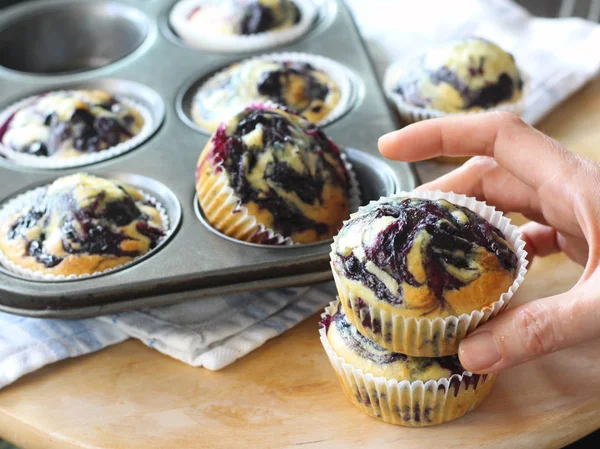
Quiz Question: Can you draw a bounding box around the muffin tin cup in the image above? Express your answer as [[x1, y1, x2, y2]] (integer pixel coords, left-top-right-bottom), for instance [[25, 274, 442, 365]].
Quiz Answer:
[[0, 92, 154, 170], [190, 52, 358, 134], [169, 0, 317, 53], [330, 190, 528, 357], [383, 60, 530, 125], [197, 148, 361, 246], [319, 301, 497, 427], [0, 181, 173, 282]]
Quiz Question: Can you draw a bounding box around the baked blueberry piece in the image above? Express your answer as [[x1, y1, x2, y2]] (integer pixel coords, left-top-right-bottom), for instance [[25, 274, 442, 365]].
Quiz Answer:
[[0, 173, 165, 277], [331, 196, 518, 355], [196, 105, 350, 244], [192, 59, 341, 133], [0, 90, 144, 160], [320, 301, 496, 426], [393, 37, 523, 113], [187, 0, 301, 36]]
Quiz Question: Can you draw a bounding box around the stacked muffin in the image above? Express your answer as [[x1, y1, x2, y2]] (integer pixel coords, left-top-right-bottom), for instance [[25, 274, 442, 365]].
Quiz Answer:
[[320, 192, 527, 426]]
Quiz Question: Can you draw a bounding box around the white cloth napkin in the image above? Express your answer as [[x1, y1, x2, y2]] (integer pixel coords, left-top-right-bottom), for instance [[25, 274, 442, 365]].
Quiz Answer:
[[346, 0, 600, 124], [0, 284, 334, 389], [2, 0, 600, 390]]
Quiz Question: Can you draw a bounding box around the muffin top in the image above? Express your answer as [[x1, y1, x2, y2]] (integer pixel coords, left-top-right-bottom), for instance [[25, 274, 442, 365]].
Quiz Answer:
[[323, 302, 468, 381], [192, 59, 341, 132], [188, 0, 301, 35], [393, 37, 523, 112], [197, 105, 350, 243], [331, 197, 517, 317], [0, 90, 144, 159], [0, 173, 164, 275]]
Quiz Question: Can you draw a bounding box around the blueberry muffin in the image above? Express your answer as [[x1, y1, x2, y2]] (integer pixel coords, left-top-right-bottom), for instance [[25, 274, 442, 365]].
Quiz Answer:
[[320, 302, 496, 426], [192, 59, 341, 133], [0, 90, 144, 160], [196, 105, 350, 244], [0, 173, 165, 277], [187, 0, 301, 36], [331, 196, 519, 356], [170, 0, 315, 52], [391, 37, 524, 114]]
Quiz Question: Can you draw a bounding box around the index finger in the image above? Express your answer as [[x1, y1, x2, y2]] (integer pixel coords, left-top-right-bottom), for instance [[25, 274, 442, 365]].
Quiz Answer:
[[378, 112, 577, 192]]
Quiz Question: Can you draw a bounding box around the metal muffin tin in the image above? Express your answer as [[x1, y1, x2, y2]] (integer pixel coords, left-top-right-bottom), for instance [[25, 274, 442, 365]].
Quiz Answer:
[[0, 0, 419, 318]]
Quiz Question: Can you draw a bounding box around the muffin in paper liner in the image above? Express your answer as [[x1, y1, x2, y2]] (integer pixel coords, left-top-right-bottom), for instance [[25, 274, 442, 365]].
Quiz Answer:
[[0, 175, 171, 282], [384, 37, 529, 123], [191, 51, 356, 134], [196, 103, 360, 245], [330, 190, 528, 357], [319, 301, 496, 426], [170, 0, 317, 53], [197, 148, 361, 246], [0, 91, 153, 170]]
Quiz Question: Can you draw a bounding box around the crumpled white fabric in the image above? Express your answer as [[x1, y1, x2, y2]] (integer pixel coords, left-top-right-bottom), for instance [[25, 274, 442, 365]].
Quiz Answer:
[[345, 0, 600, 123]]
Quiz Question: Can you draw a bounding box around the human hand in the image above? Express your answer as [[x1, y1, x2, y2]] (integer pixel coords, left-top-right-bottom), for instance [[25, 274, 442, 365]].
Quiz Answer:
[[378, 112, 600, 373]]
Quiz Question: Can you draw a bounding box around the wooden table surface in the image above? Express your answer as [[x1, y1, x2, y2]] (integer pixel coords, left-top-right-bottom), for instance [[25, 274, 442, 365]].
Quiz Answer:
[[1, 79, 600, 449]]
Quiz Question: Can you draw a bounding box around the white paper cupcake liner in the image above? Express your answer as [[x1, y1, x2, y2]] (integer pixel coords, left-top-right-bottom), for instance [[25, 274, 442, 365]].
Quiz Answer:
[[0, 91, 153, 170], [330, 190, 528, 357], [0, 183, 172, 282], [197, 147, 361, 246], [383, 60, 530, 124], [191, 51, 356, 134], [170, 0, 317, 53], [319, 301, 497, 426]]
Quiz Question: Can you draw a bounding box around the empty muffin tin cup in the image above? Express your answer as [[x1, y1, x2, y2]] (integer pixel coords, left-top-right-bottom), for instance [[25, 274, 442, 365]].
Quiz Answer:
[[181, 52, 360, 135], [0, 79, 165, 169], [330, 190, 529, 357], [0, 173, 181, 282], [195, 149, 361, 247], [383, 59, 529, 124], [319, 300, 497, 427], [169, 0, 317, 53], [0, 1, 149, 75]]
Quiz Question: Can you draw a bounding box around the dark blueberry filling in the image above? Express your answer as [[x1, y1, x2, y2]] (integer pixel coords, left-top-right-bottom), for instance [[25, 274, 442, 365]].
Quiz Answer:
[[240, 3, 275, 34], [209, 108, 349, 237], [239, 1, 301, 35], [8, 101, 133, 157], [331, 305, 466, 375], [7, 187, 163, 268], [337, 199, 517, 307], [332, 306, 405, 365], [257, 62, 330, 113]]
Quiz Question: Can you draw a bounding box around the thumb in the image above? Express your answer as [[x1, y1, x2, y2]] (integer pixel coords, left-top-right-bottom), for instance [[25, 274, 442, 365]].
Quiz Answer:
[[458, 285, 600, 373]]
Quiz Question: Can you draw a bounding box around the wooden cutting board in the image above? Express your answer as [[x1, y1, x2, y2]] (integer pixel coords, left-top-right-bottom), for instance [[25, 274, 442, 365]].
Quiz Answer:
[[1, 60, 600, 449]]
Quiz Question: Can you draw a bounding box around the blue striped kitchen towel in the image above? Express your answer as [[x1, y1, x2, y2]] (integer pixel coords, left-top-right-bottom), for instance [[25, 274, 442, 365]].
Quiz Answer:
[[0, 284, 334, 390]]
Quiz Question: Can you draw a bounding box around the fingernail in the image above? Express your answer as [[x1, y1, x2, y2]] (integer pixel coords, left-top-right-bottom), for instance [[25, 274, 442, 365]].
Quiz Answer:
[[459, 332, 501, 372], [377, 131, 396, 145]]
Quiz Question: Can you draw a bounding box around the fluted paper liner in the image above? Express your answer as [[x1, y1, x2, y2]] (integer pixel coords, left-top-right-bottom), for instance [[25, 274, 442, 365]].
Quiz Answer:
[[330, 190, 528, 357], [383, 60, 529, 124], [319, 301, 496, 426], [0, 184, 171, 282], [191, 52, 356, 134], [197, 147, 361, 246], [170, 0, 317, 53], [0, 92, 153, 169]]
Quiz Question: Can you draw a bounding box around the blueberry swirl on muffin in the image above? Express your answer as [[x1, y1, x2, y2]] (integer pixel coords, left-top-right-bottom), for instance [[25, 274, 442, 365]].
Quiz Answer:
[[0, 174, 165, 276], [0, 90, 144, 159], [320, 301, 497, 426], [187, 0, 301, 36], [393, 37, 523, 112], [332, 197, 518, 318], [196, 105, 350, 244], [192, 59, 341, 132], [323, 302, 467, 381]]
